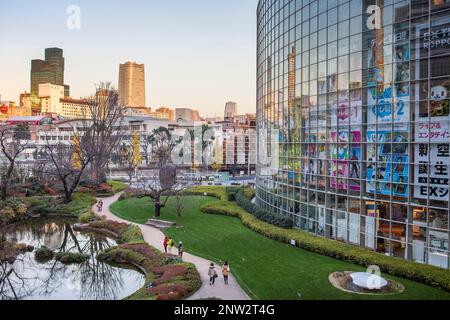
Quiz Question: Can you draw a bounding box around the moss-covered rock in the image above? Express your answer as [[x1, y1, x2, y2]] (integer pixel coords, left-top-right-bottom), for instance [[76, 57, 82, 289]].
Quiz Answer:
[[55, 252, 89, 264], [35, 246, 55, 263]]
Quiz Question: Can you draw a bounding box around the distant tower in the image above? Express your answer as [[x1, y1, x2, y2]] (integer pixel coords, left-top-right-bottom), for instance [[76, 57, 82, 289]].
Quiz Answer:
[[119, 62, 146, 108], [30, 48, 69, 97], [224, 101, 237, 120]]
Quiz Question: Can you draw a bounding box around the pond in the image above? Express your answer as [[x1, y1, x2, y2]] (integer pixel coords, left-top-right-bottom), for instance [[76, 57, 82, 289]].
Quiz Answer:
[[0, 218, 145, 300]]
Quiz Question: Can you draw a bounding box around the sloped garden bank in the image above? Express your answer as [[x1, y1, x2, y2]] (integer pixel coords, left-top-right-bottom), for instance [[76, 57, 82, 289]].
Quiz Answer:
[[76, 218, 201, 300]]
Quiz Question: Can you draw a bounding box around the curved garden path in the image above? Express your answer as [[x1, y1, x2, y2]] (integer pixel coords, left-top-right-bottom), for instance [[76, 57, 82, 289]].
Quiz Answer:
[[93, 193, 250, 301]]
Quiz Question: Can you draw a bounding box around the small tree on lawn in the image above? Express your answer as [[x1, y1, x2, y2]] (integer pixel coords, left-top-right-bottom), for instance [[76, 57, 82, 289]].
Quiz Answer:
[[139, 165, 177, 218]]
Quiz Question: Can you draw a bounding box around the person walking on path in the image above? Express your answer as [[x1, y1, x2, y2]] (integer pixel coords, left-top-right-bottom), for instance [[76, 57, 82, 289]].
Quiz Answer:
[[97, 200, 103, 212], [178, 241, 184, 258], [163, 236, 168, 254], [208, 263, 217, 285], [222, 261, 230, 285], [167, 237, 174, 253]]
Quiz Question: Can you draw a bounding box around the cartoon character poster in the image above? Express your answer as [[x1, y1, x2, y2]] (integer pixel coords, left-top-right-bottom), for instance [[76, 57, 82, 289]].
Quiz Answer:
[[330, 131, 361, 191]]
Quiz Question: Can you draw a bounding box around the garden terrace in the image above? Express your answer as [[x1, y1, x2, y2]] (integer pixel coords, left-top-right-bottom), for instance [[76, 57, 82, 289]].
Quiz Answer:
[[110, 187, 450, 300]]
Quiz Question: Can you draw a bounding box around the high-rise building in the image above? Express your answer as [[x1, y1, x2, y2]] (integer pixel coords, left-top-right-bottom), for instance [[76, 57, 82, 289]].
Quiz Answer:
[[30, 48, 70, 98], [224, 101, 237, 120], [256, 0, 450, 268], [119, 62, 146, 108]]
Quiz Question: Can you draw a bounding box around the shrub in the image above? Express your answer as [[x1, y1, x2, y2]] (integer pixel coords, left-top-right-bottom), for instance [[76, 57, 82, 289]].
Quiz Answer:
[[235, 189, 293, 229], [118, 225, 145, 244], [119, 188, 147, 201], [79, 211, 97, 223], [120, 243, 160, 260], [201, 200, 450, 293], [162, 256, 184, 265], [183, 186, 226, 200], [108, 180, 128, 194], [89, 219, 128, 236], [0, 198, 30, 223]]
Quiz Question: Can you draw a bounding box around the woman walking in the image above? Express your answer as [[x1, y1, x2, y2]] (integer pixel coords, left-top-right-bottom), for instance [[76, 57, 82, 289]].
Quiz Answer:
[[168, 237, 174, 253], [222, 261, 230, 285], [208, 263, 217, 285], [163, 236, 168, 254]]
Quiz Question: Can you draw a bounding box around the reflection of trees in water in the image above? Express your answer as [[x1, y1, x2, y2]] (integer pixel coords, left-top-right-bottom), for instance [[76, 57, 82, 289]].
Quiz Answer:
[[0, 258, 36, 300], [0, 220, 142, 300]]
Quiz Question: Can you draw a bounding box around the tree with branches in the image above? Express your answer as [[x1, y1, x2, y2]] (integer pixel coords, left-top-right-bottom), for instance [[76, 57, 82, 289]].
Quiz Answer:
[[81, 82, 126, 183], [134, 127, 182, 218], [41, 133, 91, 203], [0, 124, 31, 200]]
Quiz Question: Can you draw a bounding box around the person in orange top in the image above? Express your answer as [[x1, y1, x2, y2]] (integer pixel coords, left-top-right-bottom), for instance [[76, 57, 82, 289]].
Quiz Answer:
[[222, 261, 230, 285]]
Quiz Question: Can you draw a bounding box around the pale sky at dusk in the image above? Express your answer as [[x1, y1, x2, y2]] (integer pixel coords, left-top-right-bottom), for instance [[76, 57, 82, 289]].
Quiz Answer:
[[0, 0, 258, 117]]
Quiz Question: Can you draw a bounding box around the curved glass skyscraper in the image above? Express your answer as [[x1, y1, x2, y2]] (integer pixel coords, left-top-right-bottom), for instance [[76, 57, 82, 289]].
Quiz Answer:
[[256, 0, 450, 268]]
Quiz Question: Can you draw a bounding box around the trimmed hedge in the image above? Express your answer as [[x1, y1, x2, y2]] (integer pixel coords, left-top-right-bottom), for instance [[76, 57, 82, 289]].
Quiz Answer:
[[201, 199, 450, 293], [235, 189, 293, 229]]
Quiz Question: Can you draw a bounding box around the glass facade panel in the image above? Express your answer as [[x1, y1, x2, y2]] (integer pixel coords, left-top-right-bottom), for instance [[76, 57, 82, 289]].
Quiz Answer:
[[257, 0, 450, 268]]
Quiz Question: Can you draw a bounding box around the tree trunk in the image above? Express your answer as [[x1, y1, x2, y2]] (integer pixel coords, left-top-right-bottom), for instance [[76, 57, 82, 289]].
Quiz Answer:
[[0, 163, 14, 200], [154, 195, 163, 218], [155, 204, 162, 218], [63, 190, 72, 204]]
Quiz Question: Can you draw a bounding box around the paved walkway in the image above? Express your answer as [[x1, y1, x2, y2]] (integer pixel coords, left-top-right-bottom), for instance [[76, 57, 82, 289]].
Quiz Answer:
[[93, 193, 250, 301]]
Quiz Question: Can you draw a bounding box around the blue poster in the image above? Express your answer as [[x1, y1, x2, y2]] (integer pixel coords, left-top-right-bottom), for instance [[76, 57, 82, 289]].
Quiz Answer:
[[366, 131, 409, 196]]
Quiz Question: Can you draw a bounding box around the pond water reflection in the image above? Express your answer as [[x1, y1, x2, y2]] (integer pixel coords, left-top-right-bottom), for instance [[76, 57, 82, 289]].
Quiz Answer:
[[0, 218, 145, 300]]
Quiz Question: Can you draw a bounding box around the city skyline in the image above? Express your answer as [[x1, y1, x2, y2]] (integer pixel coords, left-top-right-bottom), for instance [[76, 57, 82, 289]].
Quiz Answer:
[[0, 0, 258, 116]]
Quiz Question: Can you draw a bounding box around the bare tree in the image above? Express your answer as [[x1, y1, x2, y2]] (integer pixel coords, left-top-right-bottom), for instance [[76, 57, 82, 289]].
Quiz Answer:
[[81, 82, 126, 183], [41, 138, 90, 203], [138, 165, 177, 218], [0, 124, 31, 200]]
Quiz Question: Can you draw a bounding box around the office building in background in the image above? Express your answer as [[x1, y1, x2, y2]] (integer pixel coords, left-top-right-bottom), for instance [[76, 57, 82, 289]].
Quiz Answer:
[[119, 62, 146, 108], [31, 48, 70, 97], [224, 101, 237, 120]]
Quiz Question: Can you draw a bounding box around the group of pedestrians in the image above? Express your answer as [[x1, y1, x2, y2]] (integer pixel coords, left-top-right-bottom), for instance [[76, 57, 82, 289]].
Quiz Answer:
[[163, 236, 183, 258], [208, 261, 230, 286], [162, 236, 231, 286]]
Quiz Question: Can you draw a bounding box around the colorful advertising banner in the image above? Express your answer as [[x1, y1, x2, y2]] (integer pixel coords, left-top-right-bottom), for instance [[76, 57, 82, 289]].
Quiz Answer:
[[414, 17, 450, 201], [330, 131, 361, 191], [414, 143, 450, 201], [366, 26, 410, 128], [366, 131, 409, 197], [330, 91, 362, 127]]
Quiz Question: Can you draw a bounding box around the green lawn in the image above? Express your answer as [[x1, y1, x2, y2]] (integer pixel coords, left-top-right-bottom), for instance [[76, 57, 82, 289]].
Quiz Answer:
[[110, 196, 450, 300]]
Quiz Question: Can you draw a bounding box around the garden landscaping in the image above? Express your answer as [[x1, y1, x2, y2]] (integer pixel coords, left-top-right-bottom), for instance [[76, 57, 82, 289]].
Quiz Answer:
[[110, 187, 450, 300], [77, 218, 201, 300], [0, 179, 127, 227]]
